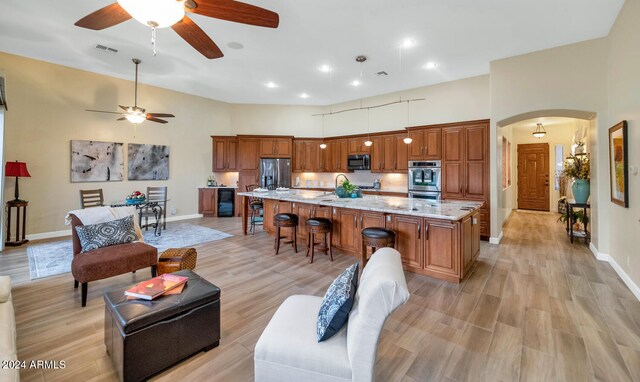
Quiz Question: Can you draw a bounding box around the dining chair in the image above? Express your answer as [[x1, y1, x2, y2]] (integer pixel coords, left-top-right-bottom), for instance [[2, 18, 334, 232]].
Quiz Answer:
[[141, 186, 168, 230], [80, 189, 104, 209]]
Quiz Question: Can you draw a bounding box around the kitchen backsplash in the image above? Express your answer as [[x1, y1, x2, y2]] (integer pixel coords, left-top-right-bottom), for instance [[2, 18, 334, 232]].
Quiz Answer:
[[292, 171, 408, 191], [211, 172, 240, 187]]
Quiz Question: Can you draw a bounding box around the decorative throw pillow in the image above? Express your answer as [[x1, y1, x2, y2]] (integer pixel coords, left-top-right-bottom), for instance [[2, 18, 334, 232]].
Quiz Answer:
[[75, 215, 138, 253], [317, 262, 359, 342]]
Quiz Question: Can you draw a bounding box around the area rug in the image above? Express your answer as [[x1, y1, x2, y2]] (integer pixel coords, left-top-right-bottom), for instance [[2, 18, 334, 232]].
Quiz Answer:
[[27, 223, 233, 280]]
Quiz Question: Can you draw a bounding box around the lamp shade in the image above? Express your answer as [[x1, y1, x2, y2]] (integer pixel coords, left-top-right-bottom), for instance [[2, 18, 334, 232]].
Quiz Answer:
[[5, 161, 30, 177]]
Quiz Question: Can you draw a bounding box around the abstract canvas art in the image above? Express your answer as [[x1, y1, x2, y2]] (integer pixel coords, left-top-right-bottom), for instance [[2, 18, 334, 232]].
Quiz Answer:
[[71, 140, 124, 182], [609, 121, 628, 207], [128, 144, 170, 180]]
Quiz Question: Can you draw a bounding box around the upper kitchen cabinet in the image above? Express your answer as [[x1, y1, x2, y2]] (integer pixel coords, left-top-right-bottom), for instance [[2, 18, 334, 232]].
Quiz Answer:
[[260, 137, 293, 158], [407, 127, 442, 160], [371, 134, 401, 173], [293, 139, 321, 172], [395, 134, 409, 171], [347, 137, 371, 155], [327, 139, 349, 172], [237, 138, 260, 171], [211, 136, 237, 172]]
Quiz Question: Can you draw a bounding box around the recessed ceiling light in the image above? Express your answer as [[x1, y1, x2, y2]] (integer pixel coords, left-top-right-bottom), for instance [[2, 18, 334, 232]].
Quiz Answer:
[[350, 80, 361, 87], [400, 39, 416, 48], [227, 42, 244, 50], [265, 81, 278, 88], [299, 93, 310, 99], [424, 62, 438, 70], [319, 65, 332, 73]]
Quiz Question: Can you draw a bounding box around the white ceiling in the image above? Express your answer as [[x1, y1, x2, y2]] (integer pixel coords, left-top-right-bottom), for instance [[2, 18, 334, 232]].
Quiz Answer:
[[0, 0, 624, 105]]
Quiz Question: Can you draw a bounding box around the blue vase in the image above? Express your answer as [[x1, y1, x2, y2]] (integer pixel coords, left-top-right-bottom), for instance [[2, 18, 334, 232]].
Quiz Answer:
[[572, 179, 590, 203]]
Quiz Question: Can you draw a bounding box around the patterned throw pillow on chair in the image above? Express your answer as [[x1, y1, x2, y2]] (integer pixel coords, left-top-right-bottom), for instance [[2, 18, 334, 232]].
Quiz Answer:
[[317, 262, 359, 342], [75, 215, 138, 253]]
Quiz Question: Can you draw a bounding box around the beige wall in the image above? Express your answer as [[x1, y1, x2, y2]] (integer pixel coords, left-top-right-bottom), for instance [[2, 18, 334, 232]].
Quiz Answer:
[[490, 38, 609, 244], [605, 0, 640, 286], [231, 75, 490, 138], [0, 52, 232, 236]]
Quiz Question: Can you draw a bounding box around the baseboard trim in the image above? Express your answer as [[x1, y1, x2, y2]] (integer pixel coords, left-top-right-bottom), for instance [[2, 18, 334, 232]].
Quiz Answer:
[[26, 214, 205, 241], [590, 242, 640, 301], [489, 231, 503, 245]]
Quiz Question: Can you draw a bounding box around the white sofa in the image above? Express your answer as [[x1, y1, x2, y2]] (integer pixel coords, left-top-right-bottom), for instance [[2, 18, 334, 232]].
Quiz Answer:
[[254, 248, 410, 382], [0, 276, 19, 382]]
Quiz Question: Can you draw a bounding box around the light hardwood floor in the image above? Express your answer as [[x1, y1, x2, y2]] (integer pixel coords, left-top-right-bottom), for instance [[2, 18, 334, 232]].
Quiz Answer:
[[1, 211, 640, 381]]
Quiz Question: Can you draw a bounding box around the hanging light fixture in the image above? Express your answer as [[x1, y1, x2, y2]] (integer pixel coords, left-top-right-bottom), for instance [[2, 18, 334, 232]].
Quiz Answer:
[[403, 97, 413, 144], [320, 114, 327, 149], [364, 107, 372, 146], [532, 123, 547, 138]]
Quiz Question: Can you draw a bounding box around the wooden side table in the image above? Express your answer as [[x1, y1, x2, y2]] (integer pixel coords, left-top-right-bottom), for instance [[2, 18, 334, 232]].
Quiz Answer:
[[566, 200, 590, 244], [6, 200, 28, 247]]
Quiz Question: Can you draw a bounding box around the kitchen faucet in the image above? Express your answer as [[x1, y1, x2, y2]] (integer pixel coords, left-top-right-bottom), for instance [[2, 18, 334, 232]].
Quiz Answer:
[[335, 174, 349, 190]]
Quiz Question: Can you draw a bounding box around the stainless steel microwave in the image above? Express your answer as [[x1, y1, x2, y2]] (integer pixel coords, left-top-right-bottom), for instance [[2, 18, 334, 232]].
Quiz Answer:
[[347, 154, 370, 170]]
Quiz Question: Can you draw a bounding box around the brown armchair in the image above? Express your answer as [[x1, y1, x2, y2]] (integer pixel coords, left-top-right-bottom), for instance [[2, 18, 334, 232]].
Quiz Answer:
[[70, 214, 158, 307]]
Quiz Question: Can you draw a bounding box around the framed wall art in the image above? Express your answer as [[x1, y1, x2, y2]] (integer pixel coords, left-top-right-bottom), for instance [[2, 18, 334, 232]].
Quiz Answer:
[[128, 143, 170, 180], [71, 140, 124, 182], [609, 120, 628, 207]]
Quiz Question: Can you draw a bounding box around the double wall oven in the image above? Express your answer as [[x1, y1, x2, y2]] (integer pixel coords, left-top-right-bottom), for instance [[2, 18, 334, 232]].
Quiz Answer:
[[408, 160, 442, 201]]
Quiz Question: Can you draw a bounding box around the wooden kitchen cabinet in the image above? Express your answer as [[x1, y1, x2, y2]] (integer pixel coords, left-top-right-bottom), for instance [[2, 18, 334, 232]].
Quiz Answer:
[[263, 200, 293, 234], [441, 120, 489, 239], [293, 139, 321, 172], [370, 136, 384, 172], [237, 138, 260, 171], [395, 134, 409, 171], [407, 128, 441, 160], [212, 136, 237, 171], [198, 188, 217, 216], [423, 219, 459, 280], [348, 138, 371, 155], [390, 214, 423, 268], [260, 138, 292, 158], [328, 139, 349, 172], [334, 208, 359, 252], [370, 134, 399, 173]]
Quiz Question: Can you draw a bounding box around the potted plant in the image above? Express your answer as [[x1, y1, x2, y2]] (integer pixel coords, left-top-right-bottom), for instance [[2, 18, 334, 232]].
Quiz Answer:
[[558, 206, 589, 235], [562, 154, 590, 203], [336, 179, 361, 198]]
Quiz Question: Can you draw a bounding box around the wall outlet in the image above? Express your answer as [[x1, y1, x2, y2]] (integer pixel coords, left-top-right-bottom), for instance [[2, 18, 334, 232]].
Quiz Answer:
[[170, 206, 177, 215]]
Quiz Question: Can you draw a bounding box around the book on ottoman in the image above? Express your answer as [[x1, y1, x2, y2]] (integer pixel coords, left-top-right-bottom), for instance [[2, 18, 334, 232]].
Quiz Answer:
[[124, 274, 188, 300]]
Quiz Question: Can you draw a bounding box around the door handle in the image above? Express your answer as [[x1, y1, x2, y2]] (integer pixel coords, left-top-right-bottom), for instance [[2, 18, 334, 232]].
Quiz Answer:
[[424, 225, 429, 240], [360, 215, 363, 228], [354, 215, 357, 228], [418, 222, 421, 239]]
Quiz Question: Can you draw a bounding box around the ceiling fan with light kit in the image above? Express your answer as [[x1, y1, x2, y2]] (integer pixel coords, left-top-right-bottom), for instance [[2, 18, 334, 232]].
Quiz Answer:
[[74, 0, 280, 59], [86, 58, 175, 124]]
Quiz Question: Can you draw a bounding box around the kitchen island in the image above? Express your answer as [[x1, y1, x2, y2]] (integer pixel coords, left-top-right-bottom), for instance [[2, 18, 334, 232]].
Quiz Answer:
[[237, 190, 482, 282]]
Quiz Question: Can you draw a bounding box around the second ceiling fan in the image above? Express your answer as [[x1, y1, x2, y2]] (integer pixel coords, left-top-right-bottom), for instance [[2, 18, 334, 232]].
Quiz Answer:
[[75, 0, 280, 59]]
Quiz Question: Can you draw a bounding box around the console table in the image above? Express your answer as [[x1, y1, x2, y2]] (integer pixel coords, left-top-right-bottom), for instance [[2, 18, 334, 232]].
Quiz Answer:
[[5, 200, 29, 247], [566, 200, 590, 244]]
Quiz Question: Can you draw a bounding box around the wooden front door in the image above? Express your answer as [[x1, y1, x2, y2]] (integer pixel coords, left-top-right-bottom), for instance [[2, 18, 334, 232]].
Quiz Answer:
[[517, 143, 550, 211]]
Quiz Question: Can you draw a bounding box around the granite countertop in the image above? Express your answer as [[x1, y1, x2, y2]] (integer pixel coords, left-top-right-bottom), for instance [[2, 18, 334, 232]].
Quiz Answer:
[[237, 189, 481, 221], [291, 186, 408, 194]]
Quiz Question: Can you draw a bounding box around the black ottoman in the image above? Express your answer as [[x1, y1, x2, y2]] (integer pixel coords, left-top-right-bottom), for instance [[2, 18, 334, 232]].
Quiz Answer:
[[104, 270, 220, 382]]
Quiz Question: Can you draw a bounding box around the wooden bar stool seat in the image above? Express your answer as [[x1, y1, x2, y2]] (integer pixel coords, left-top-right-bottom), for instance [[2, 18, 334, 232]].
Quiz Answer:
[[305, 218, 333, 264], [361, 227, 396, 267], [274, 213, 298, 255]]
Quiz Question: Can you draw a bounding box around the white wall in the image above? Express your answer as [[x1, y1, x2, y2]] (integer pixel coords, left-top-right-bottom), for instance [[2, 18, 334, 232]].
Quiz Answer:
[[490, 38, 609, 245], [604, 0, 640, 286]]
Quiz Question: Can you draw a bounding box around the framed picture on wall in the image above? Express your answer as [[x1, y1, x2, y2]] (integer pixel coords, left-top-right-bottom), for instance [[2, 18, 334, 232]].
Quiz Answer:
[[608, 120, 628, 207]]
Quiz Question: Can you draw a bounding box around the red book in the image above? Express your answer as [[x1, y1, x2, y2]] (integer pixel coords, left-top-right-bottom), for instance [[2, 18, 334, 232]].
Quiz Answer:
[[124, 274, 188, 300]]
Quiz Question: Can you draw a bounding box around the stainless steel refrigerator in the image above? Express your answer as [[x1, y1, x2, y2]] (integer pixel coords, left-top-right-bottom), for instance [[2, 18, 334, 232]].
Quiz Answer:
[[260, 158, 291, 189]]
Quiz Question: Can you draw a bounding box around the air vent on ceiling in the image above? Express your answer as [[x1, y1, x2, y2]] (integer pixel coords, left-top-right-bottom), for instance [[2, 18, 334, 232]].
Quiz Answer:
[[95, 44, 118, 54], [376, 71, 389, 76]]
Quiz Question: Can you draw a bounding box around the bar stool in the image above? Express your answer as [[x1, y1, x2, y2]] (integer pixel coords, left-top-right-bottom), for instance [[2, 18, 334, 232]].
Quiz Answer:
[[361, 227, 396, 267], [305, 218, 333, 264], [246, 185, 264, 235], [274, 213, 298, 255]]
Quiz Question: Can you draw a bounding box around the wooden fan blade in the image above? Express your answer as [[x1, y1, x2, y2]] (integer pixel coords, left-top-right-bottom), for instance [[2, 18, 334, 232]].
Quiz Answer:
[[75, 3, 131, 30], [86, 109, 125, 115], [146, 117, 169, 124], [117, 117, 127, 121], [171, 17, 223, 59], [188, 0, 279, 28], [147, 113, 175, 118], [118, 105, 130, 111]]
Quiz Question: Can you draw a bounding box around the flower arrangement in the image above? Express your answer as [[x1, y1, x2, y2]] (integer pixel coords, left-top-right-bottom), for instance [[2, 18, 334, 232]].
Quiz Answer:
[[562, 154, 590, 181]]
